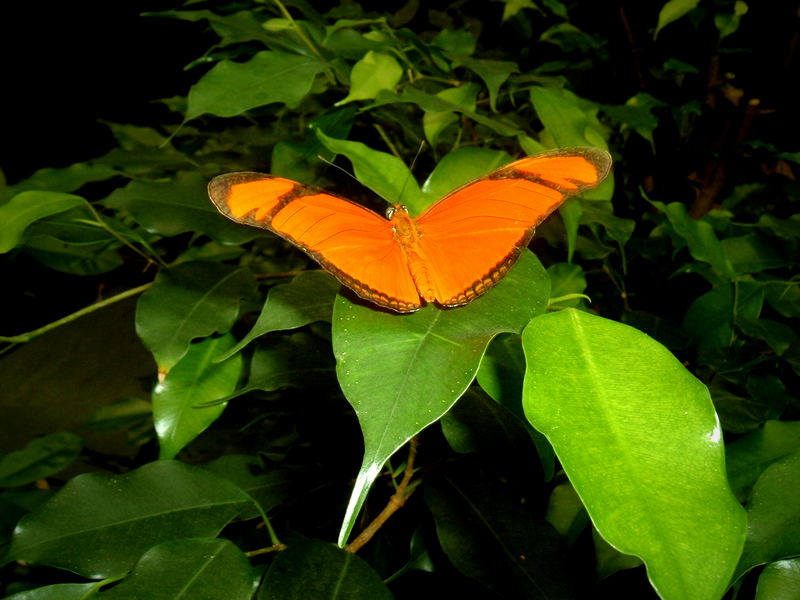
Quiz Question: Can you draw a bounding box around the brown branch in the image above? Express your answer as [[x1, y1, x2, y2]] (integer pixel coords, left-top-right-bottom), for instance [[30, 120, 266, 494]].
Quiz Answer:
[[346, 438, 420, 553], [617, 6, 647, 91]]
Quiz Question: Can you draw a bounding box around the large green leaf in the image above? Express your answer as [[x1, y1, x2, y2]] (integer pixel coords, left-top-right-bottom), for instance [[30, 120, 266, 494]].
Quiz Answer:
[[135, 262, 256, 372], [336, 51, 403, 105], [154, 334, 243, 460], [97, 538, 252, 600], [335, 251, 549, 545], [521, 309, 747, 600], [313, 130, 429, 214], [421, 146, 514, 201], [258, 540, 392, 599], [103, 171, 255, 245], [218, 271, 339, 361], [0, 433, 83, 488], [422, 82, 479, 147], [0, 163, 118, 203], [186, 51, 329, 120], [734, 450, 800, 580], [452, 56, 517, 111], [4, 461, 251, 578], [0, 191, 83, 253]]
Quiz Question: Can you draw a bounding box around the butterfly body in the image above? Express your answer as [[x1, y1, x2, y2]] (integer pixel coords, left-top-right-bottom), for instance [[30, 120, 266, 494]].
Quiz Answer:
[[209, 147, 612, 313]]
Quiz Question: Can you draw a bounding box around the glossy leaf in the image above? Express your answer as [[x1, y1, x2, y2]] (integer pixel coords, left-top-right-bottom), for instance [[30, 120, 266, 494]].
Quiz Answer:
[[422, 82, 479, 147], [336, 51, 403, 105], [135, 262, 256, 372], [202, 454, 292, 519], [258, 539, 392, 599], [98, 538, 252, 600], [421, 146, 513, 201], [522, 309, 747, 600], [454, 57, 517, 112], [104, 171, 254, 244], [218, 271, 340, 361], [154, 334, 243, 460], [2, 582, 104, 600], [335, 251, 548, 545], [186, 51, 329, 119], [755, 559, 800, 600], [0, 433, 83, 488], [655, 0, 700, 38], [426, 475, 574, 598], [0, 191, 83, 253], [235, 332, 336, 397], [313, 130, 429, 214], [734, 450, 800, 580], [5, 461, 251, 578], [726, 420, 800, 500]]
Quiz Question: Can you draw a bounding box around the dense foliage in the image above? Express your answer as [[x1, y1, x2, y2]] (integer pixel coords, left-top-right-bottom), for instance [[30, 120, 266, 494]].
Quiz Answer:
[[1, 1, 798, 599]]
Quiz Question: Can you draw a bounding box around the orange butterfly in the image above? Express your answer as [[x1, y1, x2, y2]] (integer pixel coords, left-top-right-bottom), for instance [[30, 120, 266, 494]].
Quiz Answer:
[[208, 147, 612, 313]]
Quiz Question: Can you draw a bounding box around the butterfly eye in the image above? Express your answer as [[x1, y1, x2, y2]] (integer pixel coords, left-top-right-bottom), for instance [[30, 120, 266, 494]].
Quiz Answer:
[[385, 206, 397, 219]]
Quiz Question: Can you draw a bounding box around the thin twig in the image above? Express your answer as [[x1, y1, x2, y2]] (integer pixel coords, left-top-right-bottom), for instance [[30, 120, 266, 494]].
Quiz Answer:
[[346, 438, 420, 553], [0, 282, 152, 344]]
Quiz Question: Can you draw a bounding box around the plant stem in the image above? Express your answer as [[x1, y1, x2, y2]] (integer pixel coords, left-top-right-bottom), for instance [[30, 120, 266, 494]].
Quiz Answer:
[[0, 282, 152, 344], [346, 437, 419, 553]]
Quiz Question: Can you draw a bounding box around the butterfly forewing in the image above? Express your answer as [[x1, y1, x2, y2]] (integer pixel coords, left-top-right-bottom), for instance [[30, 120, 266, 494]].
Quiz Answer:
[[208, 173, 423, 312], [414, 148, 612, 305]]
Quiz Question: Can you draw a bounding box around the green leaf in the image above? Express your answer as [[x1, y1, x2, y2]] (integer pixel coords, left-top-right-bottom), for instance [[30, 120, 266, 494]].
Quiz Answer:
[[335, 251, 549, 545], [722, 233, 790, 274], [218, 271, 340, 361], [547, 262, 587, 307], [147, 10, 275, 48], [762, 277, 800, 318], [421, 146, 514, 201], [737, 317, 797, 355], [258, 539, 392, 599], [203, 454, 292, 519], [715, 1, 748, 41], [0, 191, 83, 253], [0, 433, 83, 488], [529, 86, 610, 161], [97, 538, 252, 600], [476, 334, 556, 479], [313, 130, 429, 214], [654, 201, 736, 280], [2, 582, 103, 600], [432, 28, 476, 55], [368, 87, 523, 137], [734, 450, 800, 580], [0, 163, 118, 203], [5, 461, 251, 578], [422, 82, 480, 147], [135, 262, 256, 372], [154, 335, 243, 460], [522, 309, 747, 600], [238, 332, 336, 396], [755, 559, 800, 599], [186, 51, 329, 120], [104, 171, 255, 245], [726, 420, 800, 501], [454, 57, 517, 112], [602, 93, 667, 147], [655, 0, 700, 38], [426, 475, 573, 598], [336, 51, 403, 105]]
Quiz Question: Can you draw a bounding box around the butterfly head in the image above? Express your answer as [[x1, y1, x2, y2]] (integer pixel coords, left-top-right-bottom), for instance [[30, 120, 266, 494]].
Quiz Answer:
[[385, 204, 409, 220]]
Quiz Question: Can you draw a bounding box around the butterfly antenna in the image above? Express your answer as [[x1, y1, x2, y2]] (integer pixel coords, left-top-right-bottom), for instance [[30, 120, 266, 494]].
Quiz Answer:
[[316, 154, 360, 184], [398, 140, 427, 205]]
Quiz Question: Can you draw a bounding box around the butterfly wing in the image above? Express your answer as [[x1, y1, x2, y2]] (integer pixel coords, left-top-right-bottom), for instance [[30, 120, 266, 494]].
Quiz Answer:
[[414, 147, 612, 306], [209, 172, 422, 312]]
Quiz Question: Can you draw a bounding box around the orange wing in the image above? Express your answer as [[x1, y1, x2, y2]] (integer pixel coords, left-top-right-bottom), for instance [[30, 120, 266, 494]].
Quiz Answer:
[[413, 147, 612, 306], [208, 172, 423, 312]]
